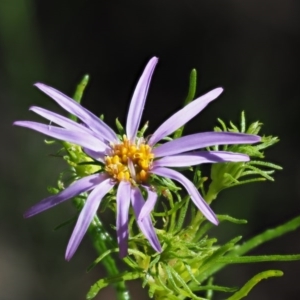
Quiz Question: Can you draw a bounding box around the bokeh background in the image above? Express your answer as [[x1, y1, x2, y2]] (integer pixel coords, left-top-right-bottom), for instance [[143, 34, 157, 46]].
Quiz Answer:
[[1, 0, 300, 299]]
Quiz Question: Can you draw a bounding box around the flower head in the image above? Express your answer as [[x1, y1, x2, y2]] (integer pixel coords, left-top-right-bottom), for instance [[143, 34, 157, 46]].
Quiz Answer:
[[14, 57, 260, 260]]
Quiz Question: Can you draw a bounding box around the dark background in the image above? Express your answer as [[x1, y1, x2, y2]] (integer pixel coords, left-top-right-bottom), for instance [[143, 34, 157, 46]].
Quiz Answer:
[[1, 0, 300, 299]]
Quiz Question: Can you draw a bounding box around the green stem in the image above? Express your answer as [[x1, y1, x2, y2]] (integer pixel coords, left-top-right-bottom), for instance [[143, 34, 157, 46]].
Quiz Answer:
[[183, 190, 217, 240], [73, 197, 131, 300], [189, 215, 300, 289], [205, 183, 218, 205], [70, 74, 131, 299], [231, 215, 300, 256]]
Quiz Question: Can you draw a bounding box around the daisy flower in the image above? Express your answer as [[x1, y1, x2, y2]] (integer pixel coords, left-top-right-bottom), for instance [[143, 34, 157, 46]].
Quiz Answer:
[[14, 57, 260, 260]]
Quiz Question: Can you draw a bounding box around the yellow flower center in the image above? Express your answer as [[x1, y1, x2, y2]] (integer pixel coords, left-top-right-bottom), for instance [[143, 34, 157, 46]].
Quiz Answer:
[[105, 135, 154, 183]]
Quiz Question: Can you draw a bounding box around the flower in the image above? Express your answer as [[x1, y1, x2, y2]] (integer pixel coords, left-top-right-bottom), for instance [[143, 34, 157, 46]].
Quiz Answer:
[[14, 57, 261, 260]]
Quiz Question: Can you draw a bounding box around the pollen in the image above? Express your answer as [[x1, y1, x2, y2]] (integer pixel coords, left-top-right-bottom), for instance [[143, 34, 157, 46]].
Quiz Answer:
[[105, 135, 154, 183]]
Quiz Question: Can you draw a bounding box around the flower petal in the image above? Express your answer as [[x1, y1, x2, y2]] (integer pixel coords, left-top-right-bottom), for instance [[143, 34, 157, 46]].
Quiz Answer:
[[152, 151, 249, 167], [126, 57, 158, 142], [138, 186, 158, 221], [151, 167, 218, 225], [148, 88, 223, 146], [153, 132, 261, 158], [83, 147, 106, 163], [65, 177, 114, 260], [30, 106, 94, 135], [116, 181, 131, 258], [14, 121, 108, 153], [24, 174, 104, 218], [131, 187, 162, 253], [34, 83, 118, 142]]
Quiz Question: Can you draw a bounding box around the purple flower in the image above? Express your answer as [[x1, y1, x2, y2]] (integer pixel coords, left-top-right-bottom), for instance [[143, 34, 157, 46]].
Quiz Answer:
[[14, 57, 260, 260]]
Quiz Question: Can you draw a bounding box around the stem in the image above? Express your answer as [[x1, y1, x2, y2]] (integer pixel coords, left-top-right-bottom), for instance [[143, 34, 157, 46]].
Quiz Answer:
[[73, 197, 131, 300], [69, 74, 131, 299], [205, 184, 218, 205], [182, 190, 218, 240], [189, 215, 300, 289]]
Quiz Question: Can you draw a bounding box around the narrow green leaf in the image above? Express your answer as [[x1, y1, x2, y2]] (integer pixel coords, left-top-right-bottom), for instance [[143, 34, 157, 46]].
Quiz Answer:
[[148, 254, 161, 270], [152, 200, 184, 217], [233, 215, 300, 256], [157, 272, 175, 294], [173, 69, 197, 139], [47, 186, 59, 194], [70, 74, 89, 121], [115, 118, 125, 135], [217, 118, 228, 132], [217, 215, 248, 224], [193, 285, 237, 293], [168, 265, 207, 300], [191, 215, 300, 289], [240, 111, 246, 133], [217, 254, 300, 264], [74, 74, 89, 103], [128, 248, 148, 260], [196, 237, 243, 283], [194, 216, 246, 242], [53, 216, 76, 231], [227, 270, 283, 300], [44, 139, 56, 145], [184, 69, 197, 106], [87, 248, 120, 272], [162, 263, 183, 294], [249, 160, 283, 170], [138, 121, 149, 137], [184, 264, 200, 285], [87, 272, 141, 300], [174, 196, 190, 232], [193, 222, 214, 242], [229, 121, 239, 132]]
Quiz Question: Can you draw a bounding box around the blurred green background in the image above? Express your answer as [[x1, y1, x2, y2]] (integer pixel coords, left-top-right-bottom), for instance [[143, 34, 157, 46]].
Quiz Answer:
[[1, 0, 300, 299]]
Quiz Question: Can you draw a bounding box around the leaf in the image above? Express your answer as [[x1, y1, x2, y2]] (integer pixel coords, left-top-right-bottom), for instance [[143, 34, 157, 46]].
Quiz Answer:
[[217, 215, 248, 225], [193, 285, 237, 293], [217, 254, 300, 264], [196, 237, 243, 283], [70, 74, 89, 121], [173, 69, 197, 139], [232, 215, 300, 256], [227, 270, 283, 300], [115, 118, 125, 135], [86, 272, 141, 300], [53, 216, 76, 231], [87, 248, 120, 272]]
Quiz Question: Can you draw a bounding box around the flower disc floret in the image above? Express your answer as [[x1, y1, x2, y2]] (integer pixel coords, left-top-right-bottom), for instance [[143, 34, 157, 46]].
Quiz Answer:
[[105, 135, 154, 183]]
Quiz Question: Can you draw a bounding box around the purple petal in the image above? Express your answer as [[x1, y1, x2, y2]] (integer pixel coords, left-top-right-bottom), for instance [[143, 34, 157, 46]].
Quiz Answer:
[[30, 106, 94, 135], [151, 167, 218, 225], [34, 83, 118, 142], [24, 174, 104, 218], [148, 88, 223, 146], [116, 181, 131, 257], [83, 147, 106, 163], [138, 186, 157, 221], [126, 57, 158, 142], [152, 151, 249, 168], [14, 121, 108, 153], [65, 178, 114, 260], [131, 187, 162, 253], [153, 132, 261, 158]]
